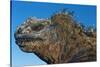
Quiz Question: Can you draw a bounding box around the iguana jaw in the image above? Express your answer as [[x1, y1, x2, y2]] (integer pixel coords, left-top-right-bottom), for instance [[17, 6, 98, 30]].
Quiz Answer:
[[15, 31, 45, 46]]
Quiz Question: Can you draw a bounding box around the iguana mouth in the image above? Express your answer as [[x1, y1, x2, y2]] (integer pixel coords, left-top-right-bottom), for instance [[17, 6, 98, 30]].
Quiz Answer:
[[15, 33, 44, 47]]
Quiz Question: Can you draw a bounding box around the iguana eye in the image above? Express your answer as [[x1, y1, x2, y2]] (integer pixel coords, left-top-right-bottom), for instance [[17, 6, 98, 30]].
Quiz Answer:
[[31, 23, 45, 31]]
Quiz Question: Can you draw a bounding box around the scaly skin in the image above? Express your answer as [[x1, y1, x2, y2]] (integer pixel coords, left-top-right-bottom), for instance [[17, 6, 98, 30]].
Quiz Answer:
[[14, 12, 96, 64]]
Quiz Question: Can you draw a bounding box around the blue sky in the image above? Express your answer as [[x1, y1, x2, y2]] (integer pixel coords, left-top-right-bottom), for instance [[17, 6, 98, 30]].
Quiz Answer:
[[11, 1, 96, 67]]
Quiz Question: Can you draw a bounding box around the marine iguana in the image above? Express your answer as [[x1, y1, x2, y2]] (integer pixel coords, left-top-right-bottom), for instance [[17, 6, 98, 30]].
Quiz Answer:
[[14, 11, 96, 64]]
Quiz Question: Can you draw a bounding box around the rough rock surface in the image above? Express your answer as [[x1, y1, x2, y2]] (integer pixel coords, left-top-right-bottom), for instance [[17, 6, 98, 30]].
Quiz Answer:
[[14, 10, 96, 64]]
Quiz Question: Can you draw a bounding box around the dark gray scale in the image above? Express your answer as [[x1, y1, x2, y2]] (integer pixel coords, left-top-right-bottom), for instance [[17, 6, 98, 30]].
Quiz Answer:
[[68, 47, 95, 63]]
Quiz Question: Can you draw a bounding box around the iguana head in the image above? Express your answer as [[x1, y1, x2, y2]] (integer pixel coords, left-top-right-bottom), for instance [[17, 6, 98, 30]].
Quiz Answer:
[[14, 12, 75, 63], [14, 17, 51, 52]]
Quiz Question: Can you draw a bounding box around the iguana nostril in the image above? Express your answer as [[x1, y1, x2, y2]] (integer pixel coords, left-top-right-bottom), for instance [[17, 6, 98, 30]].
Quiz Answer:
[[17, 27, 22, 34]]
